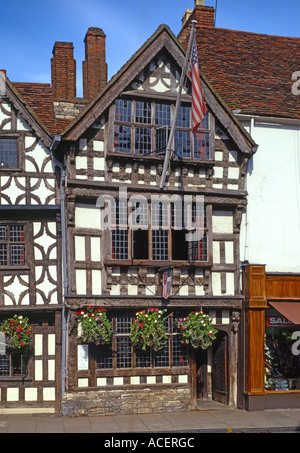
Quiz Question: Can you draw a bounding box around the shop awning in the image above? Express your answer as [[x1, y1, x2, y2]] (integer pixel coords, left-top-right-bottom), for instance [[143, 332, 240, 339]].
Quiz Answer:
[[269, 301, 300, 325]]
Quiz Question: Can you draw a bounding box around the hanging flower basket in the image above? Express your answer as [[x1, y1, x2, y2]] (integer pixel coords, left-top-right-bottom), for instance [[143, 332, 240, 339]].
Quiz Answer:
[[176, 310, 218, 350], [77, 306, 114, 345], [0, 315, 32, 352], [130, 307, 173, 352]]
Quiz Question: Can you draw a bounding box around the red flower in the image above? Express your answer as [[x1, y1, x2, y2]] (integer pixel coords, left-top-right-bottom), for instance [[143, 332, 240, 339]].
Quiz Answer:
[[139, 323, 143, 328]]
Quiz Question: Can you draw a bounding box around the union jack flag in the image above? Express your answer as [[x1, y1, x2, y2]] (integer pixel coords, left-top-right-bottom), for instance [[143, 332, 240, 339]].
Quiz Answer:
[[188, 36, 208, 134]]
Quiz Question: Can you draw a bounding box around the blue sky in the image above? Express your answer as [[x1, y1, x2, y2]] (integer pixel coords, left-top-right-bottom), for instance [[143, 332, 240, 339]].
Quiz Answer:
[[1, 0, 300, 97]]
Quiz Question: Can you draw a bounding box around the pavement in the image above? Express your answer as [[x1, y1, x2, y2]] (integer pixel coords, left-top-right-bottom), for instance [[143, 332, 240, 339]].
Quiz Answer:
[[0, 401, 300, 434]]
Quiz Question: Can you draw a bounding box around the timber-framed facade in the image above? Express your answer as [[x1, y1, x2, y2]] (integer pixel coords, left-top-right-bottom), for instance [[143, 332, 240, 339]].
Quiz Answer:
[[57, 24, 255, 416], [1, 19, 257, 416], [0, 77, 62, 414]]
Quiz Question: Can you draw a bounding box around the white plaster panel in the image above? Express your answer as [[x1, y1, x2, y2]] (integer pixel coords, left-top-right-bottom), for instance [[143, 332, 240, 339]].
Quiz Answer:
[[25, 388, 38, 402], [147, 376, 156, 384], [225, 241, 234, 264], [7, 388, 19, 402], [3, 275, 30, 306], [212, 211, 233, 234], [76, 269, 87, 295], [213, 241, 220, 263], [91, 270, 102, 296], [75, 236, 86, 261], [78, 378, 89, 388], [48, 334, 56, 355], [17, 113, 31, 131], [214, 167, 223, 178], [76, 156, 87, 170], [43, 388, 56, 401], [113, 377, 124, 386], [90, 237, 101, 262], [162, 375, 172, 384], [35, 334, 43, 356], [48, 371, 59, 392], [215, 151, 223, 161], [110, 284, 120, 295], [93, 140, 104, 151], [75, 205, 101, 229], [97, 378, 107, 387], [226, 273, 235, 295], [178, 375, 188, 384], [212, 272, 222, 296], [35, 360, 43, 381], [130, 376, 140, 385]]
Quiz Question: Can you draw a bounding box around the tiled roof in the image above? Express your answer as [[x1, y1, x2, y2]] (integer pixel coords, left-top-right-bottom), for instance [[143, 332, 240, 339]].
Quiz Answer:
[[181, 26, 300, 119], [12, 82, 58, 135]]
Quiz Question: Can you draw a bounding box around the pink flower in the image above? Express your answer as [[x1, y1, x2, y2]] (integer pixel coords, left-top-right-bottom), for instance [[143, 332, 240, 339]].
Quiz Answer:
[[150, 308, 155, 312], [139, 323, 143, 328]]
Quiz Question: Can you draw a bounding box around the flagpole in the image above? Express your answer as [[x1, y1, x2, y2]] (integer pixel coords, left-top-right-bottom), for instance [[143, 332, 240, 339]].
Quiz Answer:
[[159, 20, 197, 190]]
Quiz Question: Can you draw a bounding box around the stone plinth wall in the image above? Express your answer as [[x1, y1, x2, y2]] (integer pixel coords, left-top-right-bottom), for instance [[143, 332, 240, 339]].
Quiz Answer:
[[61, 387, 191, 417]]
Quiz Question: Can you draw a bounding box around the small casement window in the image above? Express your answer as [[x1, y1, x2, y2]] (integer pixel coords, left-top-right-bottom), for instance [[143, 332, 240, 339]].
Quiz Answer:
[[0, 353, 27, 377], [113, 99, 211, 160], [0, 225, 25, 266], [0, 138, 18, 169]]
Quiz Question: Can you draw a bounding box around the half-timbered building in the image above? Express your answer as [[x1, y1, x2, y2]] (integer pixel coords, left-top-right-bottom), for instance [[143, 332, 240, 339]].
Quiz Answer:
[[54, 24, 256, 416], [0, 75, 63, 413]]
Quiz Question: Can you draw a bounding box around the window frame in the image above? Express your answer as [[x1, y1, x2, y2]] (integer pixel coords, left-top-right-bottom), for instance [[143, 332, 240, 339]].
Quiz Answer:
[[0, 223, 27, 268], [112, 98, 212, 160], [84, 313, 189, 373], [109, 200, 210, 266], [0, 135, 21, 171]]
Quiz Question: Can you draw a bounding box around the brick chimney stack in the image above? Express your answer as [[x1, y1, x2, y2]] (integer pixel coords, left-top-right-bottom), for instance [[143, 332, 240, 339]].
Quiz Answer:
[[83, 27, 107, 101], [179, 1, 215, 42], [51, 42, 76, 100]]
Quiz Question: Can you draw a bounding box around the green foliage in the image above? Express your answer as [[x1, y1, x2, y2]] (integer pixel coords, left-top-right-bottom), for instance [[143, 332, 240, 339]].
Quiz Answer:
[[130, 308, 173, 352], [0, 315, 32, 350], [176, 310, 218, 350], [77, 306, 114, 345]]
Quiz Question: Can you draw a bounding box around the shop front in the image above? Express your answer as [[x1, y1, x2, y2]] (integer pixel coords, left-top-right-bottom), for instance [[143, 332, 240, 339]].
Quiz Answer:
[[243, 265, 300, 410]]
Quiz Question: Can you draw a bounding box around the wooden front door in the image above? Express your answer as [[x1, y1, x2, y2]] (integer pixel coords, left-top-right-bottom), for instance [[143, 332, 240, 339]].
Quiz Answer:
[[212, 330, 229, 405]]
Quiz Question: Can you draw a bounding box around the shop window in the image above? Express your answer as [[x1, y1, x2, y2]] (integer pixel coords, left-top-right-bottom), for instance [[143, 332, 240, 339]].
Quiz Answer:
[[265, 308, 300, 391]]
